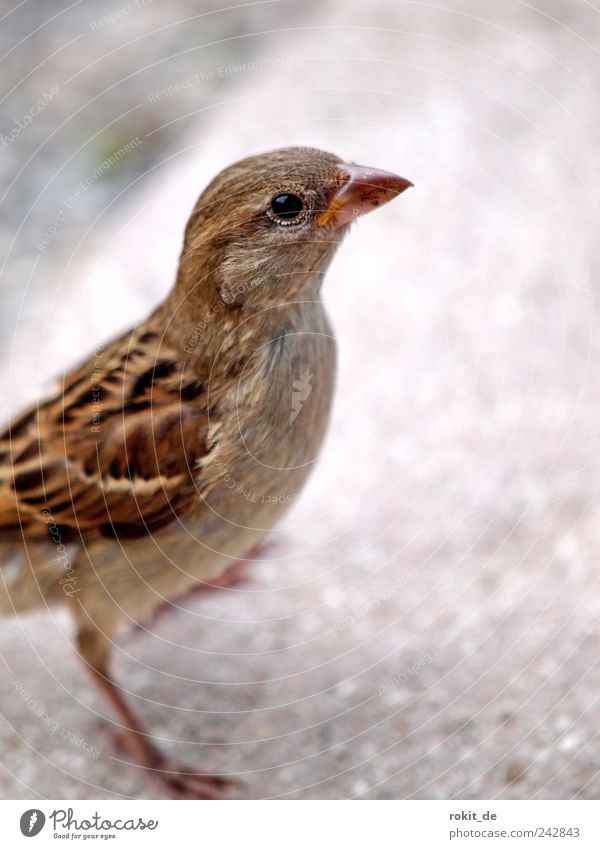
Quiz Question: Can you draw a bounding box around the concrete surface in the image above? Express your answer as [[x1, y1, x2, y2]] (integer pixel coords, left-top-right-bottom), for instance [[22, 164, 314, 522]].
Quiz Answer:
[[2, 0, 600, 799]]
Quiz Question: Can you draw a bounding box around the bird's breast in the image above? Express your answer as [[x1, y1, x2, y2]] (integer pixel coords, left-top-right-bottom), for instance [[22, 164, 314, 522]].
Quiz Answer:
[[201, 305, 336, 529]]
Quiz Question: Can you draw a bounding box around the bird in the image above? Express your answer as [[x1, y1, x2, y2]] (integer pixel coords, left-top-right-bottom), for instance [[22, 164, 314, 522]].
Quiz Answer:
[[0, 146, 411, 797]]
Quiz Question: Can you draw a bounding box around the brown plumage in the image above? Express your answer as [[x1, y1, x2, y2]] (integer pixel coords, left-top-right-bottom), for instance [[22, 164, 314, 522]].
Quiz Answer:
[[0, 147, 411, 797]]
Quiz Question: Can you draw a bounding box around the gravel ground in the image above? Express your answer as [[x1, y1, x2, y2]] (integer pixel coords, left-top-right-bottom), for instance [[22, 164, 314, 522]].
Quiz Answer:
[[2, 0, 600, 799]]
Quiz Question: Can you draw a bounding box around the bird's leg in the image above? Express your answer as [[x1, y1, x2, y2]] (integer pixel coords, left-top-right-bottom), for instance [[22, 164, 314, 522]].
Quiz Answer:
[[190, 539, 278, 593], [190, 540, 273, 594], [77, 625, 236, 799], [147, 541, 273, 627], [191, 554, 253, 593]]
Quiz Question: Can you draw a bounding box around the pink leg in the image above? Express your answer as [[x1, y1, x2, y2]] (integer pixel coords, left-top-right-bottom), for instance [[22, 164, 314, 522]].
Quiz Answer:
[[78, 626, 238, 799]]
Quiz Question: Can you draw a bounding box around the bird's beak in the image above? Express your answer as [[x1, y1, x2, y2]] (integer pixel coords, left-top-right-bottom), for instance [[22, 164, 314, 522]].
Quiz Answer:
[[316, 164, 413, 229]]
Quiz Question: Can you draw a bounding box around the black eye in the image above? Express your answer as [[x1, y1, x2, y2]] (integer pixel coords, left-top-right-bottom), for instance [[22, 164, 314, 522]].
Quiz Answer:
[[270, 193, 305, 222]]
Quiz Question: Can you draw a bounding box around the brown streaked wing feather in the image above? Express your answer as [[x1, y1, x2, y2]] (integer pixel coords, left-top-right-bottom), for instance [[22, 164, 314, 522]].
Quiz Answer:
[[0, 330, 210, 542]]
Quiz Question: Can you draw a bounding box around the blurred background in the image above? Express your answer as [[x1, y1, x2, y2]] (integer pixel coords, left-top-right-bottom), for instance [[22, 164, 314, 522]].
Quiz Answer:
[[1, 0, 600, 799]]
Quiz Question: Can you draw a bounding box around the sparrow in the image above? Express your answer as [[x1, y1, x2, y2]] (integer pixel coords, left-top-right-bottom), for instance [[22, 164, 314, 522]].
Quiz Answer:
[[0, 147, 411, 798]]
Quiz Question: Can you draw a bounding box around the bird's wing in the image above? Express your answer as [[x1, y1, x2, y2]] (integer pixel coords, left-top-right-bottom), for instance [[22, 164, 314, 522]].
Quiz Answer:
[[0, 330, 211, 542]]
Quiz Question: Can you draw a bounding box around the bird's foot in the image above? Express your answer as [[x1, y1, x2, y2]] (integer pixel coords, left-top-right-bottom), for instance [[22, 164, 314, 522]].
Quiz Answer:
[[148, 761, 239, 800], [107, 726, 239, 799]]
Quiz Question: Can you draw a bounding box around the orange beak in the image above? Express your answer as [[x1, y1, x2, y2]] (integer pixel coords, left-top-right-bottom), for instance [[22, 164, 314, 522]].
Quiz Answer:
[[316, 164, 413, 229]]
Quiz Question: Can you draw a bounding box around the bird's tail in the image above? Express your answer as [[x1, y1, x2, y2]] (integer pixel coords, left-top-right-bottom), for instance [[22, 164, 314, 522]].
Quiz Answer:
[[0, 486, 69, 614]]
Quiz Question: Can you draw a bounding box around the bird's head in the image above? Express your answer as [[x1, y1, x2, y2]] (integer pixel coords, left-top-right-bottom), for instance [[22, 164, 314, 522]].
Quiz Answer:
[[175, 146, 412, 309]]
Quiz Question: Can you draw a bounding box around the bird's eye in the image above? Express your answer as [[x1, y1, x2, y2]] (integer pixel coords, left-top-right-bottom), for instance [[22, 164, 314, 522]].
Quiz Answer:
[[269, 193, 306, 224]]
